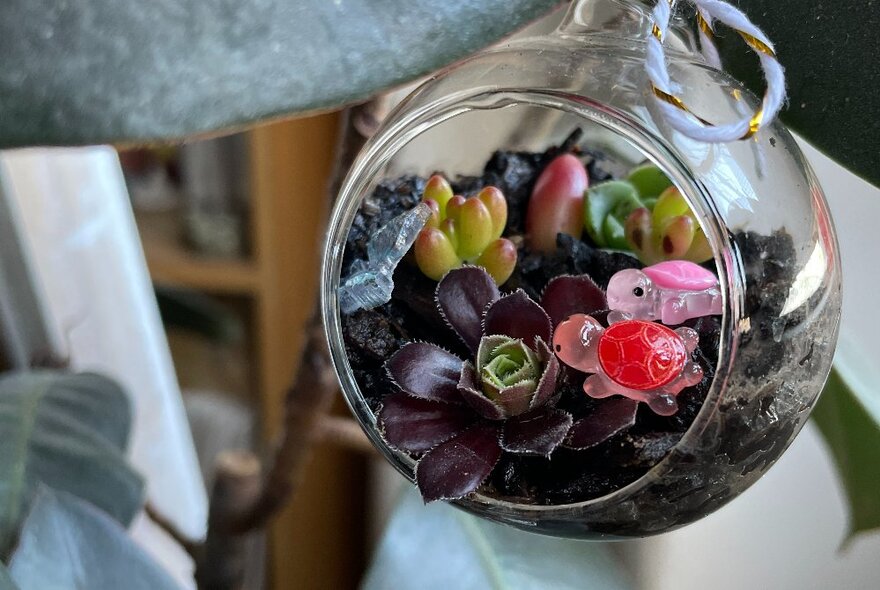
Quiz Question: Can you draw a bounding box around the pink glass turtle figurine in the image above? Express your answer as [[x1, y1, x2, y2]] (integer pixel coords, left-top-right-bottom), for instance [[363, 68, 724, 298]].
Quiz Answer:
[[606, 260, 722, 325], [552, 313, 703, 416]]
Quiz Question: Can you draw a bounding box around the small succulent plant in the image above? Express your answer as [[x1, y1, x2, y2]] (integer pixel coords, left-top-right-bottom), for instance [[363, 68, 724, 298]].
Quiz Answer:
[[377, 266, 639, 502], [626, 162, 674, 204], [525, 154, 588, 253], [583, 180, 644, 250], [583, 163, 712, 264], [414, 175, 517, 284], [625, 185, 713, 264]]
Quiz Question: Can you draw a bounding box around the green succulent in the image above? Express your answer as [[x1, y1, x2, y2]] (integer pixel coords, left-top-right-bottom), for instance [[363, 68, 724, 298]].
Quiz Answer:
[[414, 175, 516, 284], [470, 334, 555, 418], [625, 185, 713, 264], [583, 163, 711, 264], [626, 162, 674, 201], [583, 180, 645, 249], [478, 336, 542, 400]]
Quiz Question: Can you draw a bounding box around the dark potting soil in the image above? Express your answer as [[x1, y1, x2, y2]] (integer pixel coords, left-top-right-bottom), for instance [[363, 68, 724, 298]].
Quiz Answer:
[[339, 135, 789, 505]]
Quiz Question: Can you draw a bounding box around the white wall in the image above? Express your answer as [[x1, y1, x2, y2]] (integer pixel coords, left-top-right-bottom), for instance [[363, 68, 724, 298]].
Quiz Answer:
[[1, 147, 207, 589]]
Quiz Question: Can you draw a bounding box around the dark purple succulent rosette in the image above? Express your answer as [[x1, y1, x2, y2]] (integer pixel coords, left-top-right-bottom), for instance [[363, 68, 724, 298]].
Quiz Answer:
[[377, 266, 639, 502]]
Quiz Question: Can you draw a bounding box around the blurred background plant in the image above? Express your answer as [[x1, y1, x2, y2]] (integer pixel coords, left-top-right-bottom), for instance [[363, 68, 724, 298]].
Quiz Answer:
[[0, 0, 877, 589]]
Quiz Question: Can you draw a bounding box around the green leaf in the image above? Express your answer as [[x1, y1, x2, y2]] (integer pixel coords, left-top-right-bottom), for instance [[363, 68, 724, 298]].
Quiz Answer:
[[812, 367, 880, 542], [721, 1, 879, 187], [0, 564, 18, 590], [0, 0, 560, 148], [363, 489, 632, 590], [584, 180, 642, 248], [8, 487, 181, 590], [0, 371, 144, 555]]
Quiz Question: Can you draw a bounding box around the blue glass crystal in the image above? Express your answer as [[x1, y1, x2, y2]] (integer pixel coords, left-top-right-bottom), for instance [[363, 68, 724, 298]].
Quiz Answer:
[[338, 203, 431, 314]]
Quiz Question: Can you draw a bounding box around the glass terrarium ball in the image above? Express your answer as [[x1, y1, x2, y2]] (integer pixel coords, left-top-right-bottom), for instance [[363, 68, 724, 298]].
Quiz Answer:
[[322, 0, 841, 538]]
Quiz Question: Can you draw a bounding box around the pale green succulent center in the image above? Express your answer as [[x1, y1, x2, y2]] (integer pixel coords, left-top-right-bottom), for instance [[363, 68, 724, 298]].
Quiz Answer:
[[478, 338, 540, 399]]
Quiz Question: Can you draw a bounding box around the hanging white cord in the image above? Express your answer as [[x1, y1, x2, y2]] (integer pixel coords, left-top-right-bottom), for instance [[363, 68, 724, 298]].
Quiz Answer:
[[646, 0, 786, 142]]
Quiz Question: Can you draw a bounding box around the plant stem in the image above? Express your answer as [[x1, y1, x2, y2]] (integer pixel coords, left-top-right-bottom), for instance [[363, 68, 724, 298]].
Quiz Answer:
[[220, 315, 338, 534], [145, 501, 200, 559], [198, 451, 262, 590], [193, 95, 390, 588]]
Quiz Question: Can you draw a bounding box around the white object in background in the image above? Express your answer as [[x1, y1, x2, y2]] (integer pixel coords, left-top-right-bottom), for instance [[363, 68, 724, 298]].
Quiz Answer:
[[625, 424, 880, 590], [621, 141, 880, 590], [0, 147, 208, 587]]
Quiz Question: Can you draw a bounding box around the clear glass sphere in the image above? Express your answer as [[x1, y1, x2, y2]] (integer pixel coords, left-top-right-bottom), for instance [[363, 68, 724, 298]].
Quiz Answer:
[[322, 0, 841, 538]]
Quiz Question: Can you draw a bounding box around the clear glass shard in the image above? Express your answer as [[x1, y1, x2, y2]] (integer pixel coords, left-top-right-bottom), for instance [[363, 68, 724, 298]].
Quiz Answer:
[[338, 203, 430, 314]]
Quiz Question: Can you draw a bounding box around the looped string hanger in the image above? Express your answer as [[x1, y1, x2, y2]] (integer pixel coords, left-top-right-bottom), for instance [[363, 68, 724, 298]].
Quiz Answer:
[[646, 0, 786, 142]]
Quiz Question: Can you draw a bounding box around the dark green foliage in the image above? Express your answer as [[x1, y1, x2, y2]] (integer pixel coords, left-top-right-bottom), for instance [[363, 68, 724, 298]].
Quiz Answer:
[[0, 0, 560, 147], [7, 488, 179, 590], [722, 0, 879, 186], [0, 371, 143, 556], [813, 368, 880, 542]]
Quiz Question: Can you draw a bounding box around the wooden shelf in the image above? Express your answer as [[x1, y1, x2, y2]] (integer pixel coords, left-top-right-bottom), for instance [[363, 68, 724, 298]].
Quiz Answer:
[[135, 114, 363, 590], [135, 209, 260, 295]]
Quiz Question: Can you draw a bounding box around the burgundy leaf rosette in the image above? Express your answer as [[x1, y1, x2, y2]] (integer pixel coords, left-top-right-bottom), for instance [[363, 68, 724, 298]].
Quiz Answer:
[[377, 266, 639, 502]]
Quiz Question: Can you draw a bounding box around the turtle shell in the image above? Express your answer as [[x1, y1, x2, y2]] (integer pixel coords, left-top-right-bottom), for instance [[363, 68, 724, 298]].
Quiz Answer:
[[598, 320, 686, 390], [643, 260, 717, 290]]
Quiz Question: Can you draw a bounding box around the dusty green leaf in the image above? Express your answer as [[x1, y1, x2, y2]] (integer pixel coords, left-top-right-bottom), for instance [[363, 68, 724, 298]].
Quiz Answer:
[[0, 564, 17, 590], [363, 489, 632, 590], [812, 367, 880, 542], [0, 371, 143, 555], [722, 1, 879, 187], [8, 488, 180, 590], [0, 0, 560, 148]]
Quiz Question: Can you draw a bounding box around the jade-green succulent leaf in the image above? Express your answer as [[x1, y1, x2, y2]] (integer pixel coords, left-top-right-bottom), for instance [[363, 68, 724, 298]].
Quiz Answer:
[[584, 180, 643, 249], [627, 163, 674, 199]]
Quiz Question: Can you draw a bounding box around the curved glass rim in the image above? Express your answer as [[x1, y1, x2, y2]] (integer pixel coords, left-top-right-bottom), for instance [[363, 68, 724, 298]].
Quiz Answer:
[[321, 87, 746, 514]]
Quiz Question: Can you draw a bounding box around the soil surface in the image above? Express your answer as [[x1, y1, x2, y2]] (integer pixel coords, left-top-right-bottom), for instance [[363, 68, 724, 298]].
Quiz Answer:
[[340, 135, 723, 504]]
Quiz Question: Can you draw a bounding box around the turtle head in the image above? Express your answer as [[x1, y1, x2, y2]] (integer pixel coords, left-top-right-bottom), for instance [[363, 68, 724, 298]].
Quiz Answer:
[[607, 269, 656, 320], [552, 314, 603, 373]]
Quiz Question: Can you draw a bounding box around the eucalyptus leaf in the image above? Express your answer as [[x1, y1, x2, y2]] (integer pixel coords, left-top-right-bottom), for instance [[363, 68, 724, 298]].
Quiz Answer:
[[0, 564, 18, 590], [0, 371, 143, 555], [0, 0, 559, 148], [812, 368, 880, 542], [363, 488, 632, 590], [722, 0, 879, 187], [8, 487, 181, 590]]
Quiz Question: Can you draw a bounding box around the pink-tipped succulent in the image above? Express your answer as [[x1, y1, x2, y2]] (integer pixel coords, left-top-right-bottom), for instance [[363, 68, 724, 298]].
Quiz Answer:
[[526, 154, 588, 253], [414, 176, 516, 284], [625, 185, 713, 264], [378, 267, 638, 502]]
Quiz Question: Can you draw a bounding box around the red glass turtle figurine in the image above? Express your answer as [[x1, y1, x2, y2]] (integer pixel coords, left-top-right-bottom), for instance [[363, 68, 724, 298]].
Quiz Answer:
[[552, 312, 703, 415]]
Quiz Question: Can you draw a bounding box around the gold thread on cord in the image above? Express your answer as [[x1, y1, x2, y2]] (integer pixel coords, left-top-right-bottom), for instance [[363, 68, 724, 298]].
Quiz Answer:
[[696, 12, 714, 38], [741, 107, 764, 140], [649, 14, 778, 139], [652, 23, 663, 41], [737, 31, 777, 58], [650, 85, 713, 126]]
